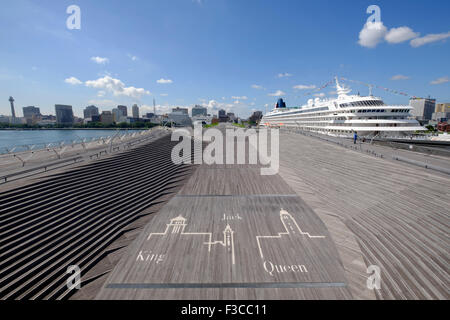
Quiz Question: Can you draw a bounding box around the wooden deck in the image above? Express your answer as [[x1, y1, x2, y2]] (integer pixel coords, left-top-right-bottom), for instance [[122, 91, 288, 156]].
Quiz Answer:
[[277, 132, 449, 300], [96, 127, 358, 299], [0, 132, 196, 300], [4, 124, 445, 299]]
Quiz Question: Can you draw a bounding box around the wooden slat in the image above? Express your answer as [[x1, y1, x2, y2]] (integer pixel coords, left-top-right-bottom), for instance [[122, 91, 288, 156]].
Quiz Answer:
[[277, 131, 449, 300], [97, 127, 353, 300]]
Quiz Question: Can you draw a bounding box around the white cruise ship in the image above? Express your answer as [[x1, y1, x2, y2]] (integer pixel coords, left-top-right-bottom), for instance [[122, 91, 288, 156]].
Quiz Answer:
[[261, 77, 425, 138]]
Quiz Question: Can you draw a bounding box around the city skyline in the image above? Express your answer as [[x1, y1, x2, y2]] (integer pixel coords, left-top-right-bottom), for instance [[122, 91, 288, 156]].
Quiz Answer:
[[6, 100, 239, 119], [1, 0, 449, 118]]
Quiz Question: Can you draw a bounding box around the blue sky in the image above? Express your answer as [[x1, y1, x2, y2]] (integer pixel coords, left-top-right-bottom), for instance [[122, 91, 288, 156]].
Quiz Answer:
[[0, 0, 449, 118]]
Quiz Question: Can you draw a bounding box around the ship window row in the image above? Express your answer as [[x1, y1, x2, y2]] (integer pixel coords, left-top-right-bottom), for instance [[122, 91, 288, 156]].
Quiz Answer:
[[288, 123, 414, 128], [340, 100, 384, 108], [270, 107, 329, 117], [291, 106, 329, 114], [269, 114, 408, 121], [356, 109, 408, 113]]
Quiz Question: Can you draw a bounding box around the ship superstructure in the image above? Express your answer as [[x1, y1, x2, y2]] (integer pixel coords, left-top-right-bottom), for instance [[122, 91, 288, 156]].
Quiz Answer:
[[261, 77, 425, 137]]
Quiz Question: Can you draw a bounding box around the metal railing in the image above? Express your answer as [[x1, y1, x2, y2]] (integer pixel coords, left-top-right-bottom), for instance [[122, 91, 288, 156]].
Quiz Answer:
[[0, 127, 170, 175], [0, 130, 145, 155], [0, 156, 83, 183]]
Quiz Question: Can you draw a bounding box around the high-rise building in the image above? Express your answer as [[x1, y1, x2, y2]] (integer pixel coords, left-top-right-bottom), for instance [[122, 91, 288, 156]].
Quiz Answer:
[[37, 115, 56, 126], [218, 109, 228, 122], [118, 105, 128, 117], [23, 106, 41, 125], [410, 98, 436, 122], [435, 103, 450, 113], [192, 105, 207, 117], [168, 109, 192, 127], [100, 111, 114, 125], [23, 106, 41, 118], [0, 115, 10, 123], [431, 112, 449, 123], [431, 102, 450, 124], [227, 112, 236, 122], [55, 105, 74, 125], [172, 107, 188, 115], [132, 104, 139, 119], [9, 96, 16, 124], [249, 111, 263, 123], [112, 108, 127, 123], [83, 105, 99, 119]]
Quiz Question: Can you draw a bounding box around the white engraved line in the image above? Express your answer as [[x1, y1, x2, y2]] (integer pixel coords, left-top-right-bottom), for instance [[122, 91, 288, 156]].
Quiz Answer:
[[256, 209, 326, 259], [146, 218, 236, 265]]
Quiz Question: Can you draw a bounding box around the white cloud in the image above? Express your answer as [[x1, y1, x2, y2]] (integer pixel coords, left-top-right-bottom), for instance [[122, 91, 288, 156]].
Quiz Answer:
[[251, 84, 264, 89], [410, 31, 450, 47], [85, 76, 150, 99], [358, 22, 388, 48], [391, 74, 410, 80], [234, 100, 240, 104], [65, 77, 82, 85], [206, 100, 235, 114], [97, 90, 106, 97], [277, 72, 292, 78], [430, 76, 449, 85], [160, 93, 169, 96], [231, 96, 248, 100], [314, 93, 325, 97], [156, 78, 173, 84], [128, 54, 138, 61], [268, 90, 285, 97], [91, 56, 109, 65], [122, 86, 151, 98], [293, 84, 316, 90], [385, 27, 419, 44]]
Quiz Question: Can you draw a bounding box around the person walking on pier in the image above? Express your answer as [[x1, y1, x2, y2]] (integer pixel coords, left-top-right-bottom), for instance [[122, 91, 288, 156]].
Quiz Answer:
[[353, 131, 358, 144]]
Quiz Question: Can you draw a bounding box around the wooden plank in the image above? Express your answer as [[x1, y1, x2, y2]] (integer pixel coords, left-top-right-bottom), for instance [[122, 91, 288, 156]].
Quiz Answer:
[[96, 128, 353, 300], [277, 132, 450, 300]]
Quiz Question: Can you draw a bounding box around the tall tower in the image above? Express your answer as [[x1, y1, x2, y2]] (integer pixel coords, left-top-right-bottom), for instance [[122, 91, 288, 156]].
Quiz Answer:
[[9, 96, 16, 124], [223, 224, 235, 265], [132, 104, 139, 119]]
